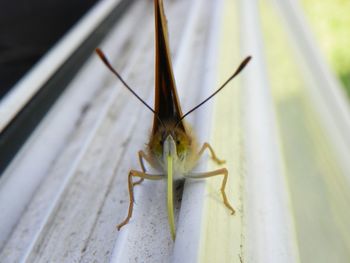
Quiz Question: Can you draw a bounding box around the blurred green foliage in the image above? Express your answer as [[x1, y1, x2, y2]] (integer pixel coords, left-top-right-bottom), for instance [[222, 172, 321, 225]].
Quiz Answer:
[[301, 0, 350, 99]]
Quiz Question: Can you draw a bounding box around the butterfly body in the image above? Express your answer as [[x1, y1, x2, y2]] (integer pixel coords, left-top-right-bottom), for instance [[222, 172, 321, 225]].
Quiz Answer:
[[147, 121, 198, 180]]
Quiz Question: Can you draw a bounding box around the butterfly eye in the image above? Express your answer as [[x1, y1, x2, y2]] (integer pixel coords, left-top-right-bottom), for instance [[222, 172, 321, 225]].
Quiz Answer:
[[176, 140, 180, 145], [160, 140, 163, 146]]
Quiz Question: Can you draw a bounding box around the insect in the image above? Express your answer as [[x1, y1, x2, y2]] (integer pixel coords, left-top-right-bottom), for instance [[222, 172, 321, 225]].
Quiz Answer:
[[96, 0, 251, 240]]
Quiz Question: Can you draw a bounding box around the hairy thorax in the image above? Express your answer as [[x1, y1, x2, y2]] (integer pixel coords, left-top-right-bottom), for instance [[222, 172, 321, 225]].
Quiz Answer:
[[147, 121, 198, 179]]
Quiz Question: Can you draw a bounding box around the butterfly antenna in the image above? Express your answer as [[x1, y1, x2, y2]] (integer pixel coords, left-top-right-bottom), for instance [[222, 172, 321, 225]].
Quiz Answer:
[[175, 56, 252, 127], [96, 48, 165, 128]]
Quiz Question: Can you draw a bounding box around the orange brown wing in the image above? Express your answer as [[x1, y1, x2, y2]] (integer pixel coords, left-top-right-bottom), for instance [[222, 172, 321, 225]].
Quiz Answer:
[[153, 0, 185, 134]]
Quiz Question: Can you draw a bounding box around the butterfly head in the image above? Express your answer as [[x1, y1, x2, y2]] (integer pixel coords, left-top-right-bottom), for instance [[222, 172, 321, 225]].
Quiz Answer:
[[148, 121, 193, 163]]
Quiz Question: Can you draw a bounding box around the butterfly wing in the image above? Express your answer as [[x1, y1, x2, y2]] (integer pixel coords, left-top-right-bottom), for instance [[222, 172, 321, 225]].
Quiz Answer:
[[153, 0, 185, 134]]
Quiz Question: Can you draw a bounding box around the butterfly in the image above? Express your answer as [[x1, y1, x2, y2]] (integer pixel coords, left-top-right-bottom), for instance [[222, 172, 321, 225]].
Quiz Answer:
[[96, 0, 251, 240]]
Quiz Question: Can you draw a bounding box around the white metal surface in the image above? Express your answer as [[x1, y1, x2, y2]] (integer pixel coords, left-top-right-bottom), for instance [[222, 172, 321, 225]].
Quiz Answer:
[[172, 0, 224, 261], [240, 0, 300, 262], [0, 0, 148, 258]]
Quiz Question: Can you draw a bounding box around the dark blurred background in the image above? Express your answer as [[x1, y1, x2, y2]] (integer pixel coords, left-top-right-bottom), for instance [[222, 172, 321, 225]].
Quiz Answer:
[[0, 0, 99, 99]]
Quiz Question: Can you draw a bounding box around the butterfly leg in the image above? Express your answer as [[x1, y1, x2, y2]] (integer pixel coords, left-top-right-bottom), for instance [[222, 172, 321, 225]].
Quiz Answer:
[[185, 168, 235, 214], [133, 150, 155, 186], [197, 142, 226, 165], [117, 170, 163, 230]]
